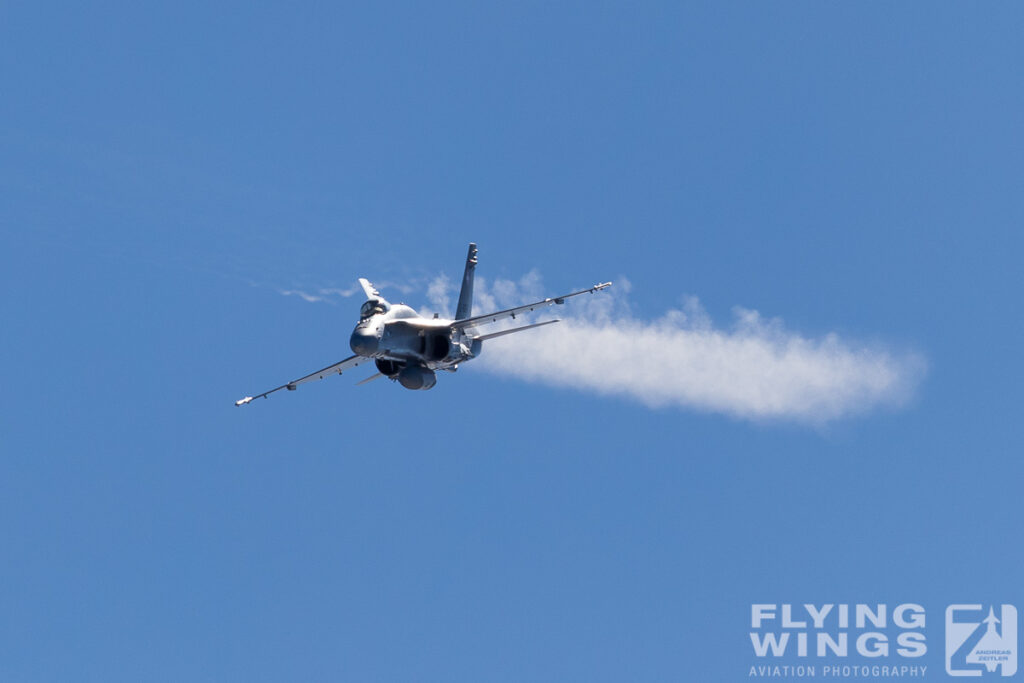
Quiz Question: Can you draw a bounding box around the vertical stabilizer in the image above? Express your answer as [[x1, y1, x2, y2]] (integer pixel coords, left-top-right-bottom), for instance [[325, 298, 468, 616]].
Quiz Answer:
[[455, 243, 477, 320]]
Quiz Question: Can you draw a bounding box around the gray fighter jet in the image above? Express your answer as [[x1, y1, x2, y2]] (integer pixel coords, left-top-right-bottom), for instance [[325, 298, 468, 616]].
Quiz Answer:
[[236, 244, 611, 404]]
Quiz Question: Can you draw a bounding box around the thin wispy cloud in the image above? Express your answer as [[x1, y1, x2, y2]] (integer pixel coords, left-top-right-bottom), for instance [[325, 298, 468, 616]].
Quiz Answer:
[[278, 288, 327, 303], [277, 281, 420, 305], [318, 286, 362, 298]]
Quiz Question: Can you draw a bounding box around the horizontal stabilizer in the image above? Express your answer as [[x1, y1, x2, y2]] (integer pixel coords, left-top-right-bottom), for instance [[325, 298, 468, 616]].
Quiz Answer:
[[474, 319, 560, 341]]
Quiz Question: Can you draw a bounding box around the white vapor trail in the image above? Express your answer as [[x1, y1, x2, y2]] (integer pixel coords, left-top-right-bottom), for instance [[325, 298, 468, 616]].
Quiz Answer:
[[278, 271, 925, 423], [463, 273, 926, 423]]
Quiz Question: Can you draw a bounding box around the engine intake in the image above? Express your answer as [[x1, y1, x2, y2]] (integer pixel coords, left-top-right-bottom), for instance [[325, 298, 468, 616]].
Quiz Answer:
[[375, 358, 403, 377], [423, 333, 450, 361]]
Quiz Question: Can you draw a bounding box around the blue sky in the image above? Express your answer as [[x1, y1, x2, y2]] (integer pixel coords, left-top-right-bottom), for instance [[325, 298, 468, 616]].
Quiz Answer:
[[1, 2, 1022, 681]]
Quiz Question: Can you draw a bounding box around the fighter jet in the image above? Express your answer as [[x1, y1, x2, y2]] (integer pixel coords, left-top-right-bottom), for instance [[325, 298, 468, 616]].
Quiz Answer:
[[235, 244, 611, 404]]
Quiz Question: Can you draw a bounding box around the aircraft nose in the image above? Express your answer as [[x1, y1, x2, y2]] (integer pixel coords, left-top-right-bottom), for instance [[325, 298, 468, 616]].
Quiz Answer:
[[349, 327, 379, 356]]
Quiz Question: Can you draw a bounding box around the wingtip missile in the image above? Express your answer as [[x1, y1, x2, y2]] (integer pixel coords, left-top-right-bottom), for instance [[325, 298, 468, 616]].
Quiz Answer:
[[235, 396, 253, 406]]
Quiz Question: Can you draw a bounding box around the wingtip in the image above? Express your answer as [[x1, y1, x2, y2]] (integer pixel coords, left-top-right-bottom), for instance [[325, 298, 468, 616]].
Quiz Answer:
[[235, 396, 253, 406]]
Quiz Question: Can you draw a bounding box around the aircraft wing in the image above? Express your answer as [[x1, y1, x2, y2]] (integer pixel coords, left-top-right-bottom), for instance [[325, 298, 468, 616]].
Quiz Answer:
[[451, 282, 611, 330], [235, 354, 368, 405]]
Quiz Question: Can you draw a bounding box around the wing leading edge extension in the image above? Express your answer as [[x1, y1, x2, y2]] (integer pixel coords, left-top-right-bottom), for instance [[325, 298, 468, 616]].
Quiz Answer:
[[451, 282, 612, 330], [235, 355, 368, 405]]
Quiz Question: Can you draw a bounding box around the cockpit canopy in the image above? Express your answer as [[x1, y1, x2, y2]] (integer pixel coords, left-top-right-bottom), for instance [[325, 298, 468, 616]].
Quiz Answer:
[[360, 299, 389, 319]]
